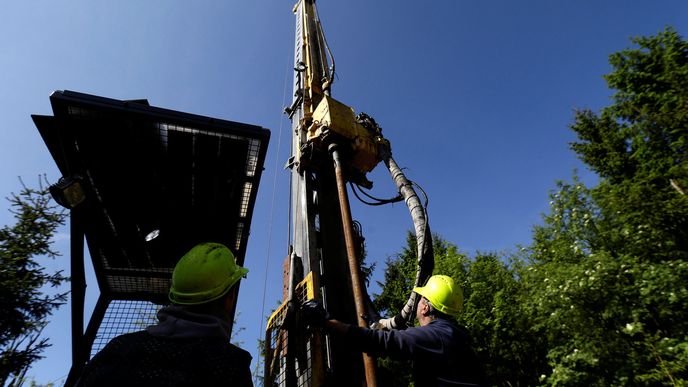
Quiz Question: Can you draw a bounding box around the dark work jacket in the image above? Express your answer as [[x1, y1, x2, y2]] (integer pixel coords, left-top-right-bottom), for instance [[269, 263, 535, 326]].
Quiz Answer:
[[347, 318, 486, 387], [76, 305, 253, 387]]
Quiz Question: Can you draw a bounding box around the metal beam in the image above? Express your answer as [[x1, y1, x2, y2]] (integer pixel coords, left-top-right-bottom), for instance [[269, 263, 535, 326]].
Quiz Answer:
[[64, 211, 86, 387], [285, 1, 368, 384]]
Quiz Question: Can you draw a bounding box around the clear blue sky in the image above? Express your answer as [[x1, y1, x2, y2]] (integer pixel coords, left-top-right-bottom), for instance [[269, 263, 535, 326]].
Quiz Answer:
[[1, 1, 686, 384]]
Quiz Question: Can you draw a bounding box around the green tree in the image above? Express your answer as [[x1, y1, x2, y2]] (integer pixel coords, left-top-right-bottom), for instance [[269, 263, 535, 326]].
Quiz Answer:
[[373, 232, 542, 386], [462, 253, 547, 386], [524, 179, 639, 385], [373, 233, 469, 386], [0, 180, 68, 386], [371, 27, 688, 387], [526, 27, 688, 386], [374, 232, 473, 324]]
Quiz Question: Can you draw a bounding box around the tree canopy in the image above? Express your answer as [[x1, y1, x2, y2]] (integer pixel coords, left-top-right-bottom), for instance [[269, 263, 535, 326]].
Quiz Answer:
[[529, 26, 688, 386], [372, 27, 687, 386], [0, 181, 68, 386]]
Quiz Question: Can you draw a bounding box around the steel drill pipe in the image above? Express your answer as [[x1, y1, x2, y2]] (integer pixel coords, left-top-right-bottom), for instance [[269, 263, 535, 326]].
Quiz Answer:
[[329, 144, 378, 387]]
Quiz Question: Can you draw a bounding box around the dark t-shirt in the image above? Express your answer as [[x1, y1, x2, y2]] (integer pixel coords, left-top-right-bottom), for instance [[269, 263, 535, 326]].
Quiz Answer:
[[77, 331, 253, 387], [347, 319, 486, 386]]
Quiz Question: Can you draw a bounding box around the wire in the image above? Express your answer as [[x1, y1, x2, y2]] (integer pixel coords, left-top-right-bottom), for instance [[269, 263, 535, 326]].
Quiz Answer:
[[349, 182, 403, 206], [411, 180, 430, 209], [411, 179, 431, 269], [408, 180, 430, 235], [361, 187, 403, 204], [313, 1, 335, 85], [255, 56, 292, 382]]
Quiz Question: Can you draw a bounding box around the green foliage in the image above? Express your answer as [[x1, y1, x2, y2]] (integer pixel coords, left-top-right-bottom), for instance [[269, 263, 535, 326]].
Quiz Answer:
[[253, 338, 265, 387], [373, 233, 469, 386], [525, 180, 632, 385], [0, 180, 68, 386], [373, 232, 425, 318], [572, 27, 688, 187], [526, 27, 688, 386], [373, 28, 688, 386], [462, 253, 547, 386], [373, 232, 474, 322], [374, 233, 544, 386], [525, 178, 688, 385], [231, 311, 246, 347]]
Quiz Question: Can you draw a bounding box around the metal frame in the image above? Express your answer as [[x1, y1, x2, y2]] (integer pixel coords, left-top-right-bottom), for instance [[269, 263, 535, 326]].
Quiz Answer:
[[33, 90, 270, 386]]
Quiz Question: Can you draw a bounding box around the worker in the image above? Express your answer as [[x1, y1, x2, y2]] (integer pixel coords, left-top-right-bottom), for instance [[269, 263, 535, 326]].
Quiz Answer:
[[301, 275, 486, 387], [76, 242, 253, 387]]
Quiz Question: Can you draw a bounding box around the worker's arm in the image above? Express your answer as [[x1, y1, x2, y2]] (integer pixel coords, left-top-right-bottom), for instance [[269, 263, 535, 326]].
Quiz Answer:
[[302, 301, 435, 359], [345, 323, 418, 359], [323, 319, 349, 334], [324, 318, 438, 360]]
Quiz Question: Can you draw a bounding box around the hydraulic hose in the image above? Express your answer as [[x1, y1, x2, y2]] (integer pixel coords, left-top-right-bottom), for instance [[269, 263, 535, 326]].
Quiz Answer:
[[379, 146, 434, 328]]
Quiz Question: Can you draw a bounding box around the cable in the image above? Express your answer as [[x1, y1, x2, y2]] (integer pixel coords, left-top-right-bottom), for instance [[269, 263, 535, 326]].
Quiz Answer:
[[349, 183, 403, 206], [411, 180, 430, 213], [411, 179, 431, 264], [255, 56, 291, 382], [313, 1, 335, 85], [412, 180, 431, 256], [356, 183, 402, 203]]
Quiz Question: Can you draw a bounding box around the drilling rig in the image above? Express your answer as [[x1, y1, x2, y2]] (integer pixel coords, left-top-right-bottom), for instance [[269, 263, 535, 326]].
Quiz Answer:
[[264, 1, 435, 386]]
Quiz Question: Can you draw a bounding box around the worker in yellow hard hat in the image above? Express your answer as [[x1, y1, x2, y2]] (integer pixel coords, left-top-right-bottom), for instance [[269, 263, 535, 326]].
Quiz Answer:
[[302, 274, 487, 386], [77, 243, 253, 387]]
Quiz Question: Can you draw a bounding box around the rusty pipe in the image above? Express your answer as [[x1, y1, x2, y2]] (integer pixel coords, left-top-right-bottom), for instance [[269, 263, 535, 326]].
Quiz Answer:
[[329, 143, 378, 387]]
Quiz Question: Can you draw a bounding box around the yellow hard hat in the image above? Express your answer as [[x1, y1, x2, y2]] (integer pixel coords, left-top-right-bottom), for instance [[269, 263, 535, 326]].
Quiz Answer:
[[169, 243, 248, 305], [413, 275, 463, 316]]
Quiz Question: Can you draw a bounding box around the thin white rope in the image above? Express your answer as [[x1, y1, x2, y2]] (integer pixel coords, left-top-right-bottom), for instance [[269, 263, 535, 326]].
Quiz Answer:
[[254, 57, 292, 380]]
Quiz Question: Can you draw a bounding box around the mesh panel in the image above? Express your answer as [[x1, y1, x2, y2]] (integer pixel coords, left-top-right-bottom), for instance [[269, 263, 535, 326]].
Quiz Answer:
[[239, 182, 253, 218], [91, 300, 161, 358], [36, 91, 271, 383], [156, 123, 262, 178], [265, 273, 316, 386], [51, 97, 267, 299], [105, 275, 171, 295], [235, 223, 244, 252], [246, 139, 260, 177]]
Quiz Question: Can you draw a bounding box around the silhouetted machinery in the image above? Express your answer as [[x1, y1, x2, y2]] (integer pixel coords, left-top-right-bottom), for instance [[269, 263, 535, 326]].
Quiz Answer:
[[35, 1, 433, 385], [263, 1, 434, 385], [34, 91, 270, 386]]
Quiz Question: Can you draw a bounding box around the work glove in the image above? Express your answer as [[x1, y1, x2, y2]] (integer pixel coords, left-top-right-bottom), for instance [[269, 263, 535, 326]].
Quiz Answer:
[[300, 300, 331, 327], [374, 314, 407, 330]]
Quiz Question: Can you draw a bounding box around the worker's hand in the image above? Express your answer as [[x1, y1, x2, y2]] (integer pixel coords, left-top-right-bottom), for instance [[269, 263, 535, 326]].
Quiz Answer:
[[375, 314, 407, 330], [300, 300, 330, 327], [375, 317, 394, 330]]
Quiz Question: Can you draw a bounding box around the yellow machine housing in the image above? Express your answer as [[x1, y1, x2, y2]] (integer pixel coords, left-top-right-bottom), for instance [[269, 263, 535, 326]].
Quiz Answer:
[[307, 96, 383, 174]]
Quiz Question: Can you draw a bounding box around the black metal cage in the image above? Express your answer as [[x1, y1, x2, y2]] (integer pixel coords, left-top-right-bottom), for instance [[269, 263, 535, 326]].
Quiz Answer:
[[32, 90, 270, 385]]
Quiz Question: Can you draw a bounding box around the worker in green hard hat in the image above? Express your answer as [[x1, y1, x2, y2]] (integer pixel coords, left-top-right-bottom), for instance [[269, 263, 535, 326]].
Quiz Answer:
[[302, 274, 487, 386], [77, 243, 253, 387]]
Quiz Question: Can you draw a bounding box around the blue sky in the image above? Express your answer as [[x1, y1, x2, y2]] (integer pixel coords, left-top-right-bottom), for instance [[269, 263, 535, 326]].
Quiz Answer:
[[1, 1, 687, 384]]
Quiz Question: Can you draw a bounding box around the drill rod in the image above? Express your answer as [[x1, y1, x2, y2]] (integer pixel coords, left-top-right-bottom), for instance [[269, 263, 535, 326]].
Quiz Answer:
[[329, 144, 378, 387]]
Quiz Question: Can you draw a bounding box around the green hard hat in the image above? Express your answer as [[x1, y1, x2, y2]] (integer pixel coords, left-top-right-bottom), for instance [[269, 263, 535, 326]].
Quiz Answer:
[[413, 275, 463, 316], [169, 242, 248, 305]]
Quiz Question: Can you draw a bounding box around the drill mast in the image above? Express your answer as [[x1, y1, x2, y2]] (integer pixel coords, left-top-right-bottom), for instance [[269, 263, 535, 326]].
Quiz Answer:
[[265, 0, 375, 385], [264, 1, 434, 385]]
